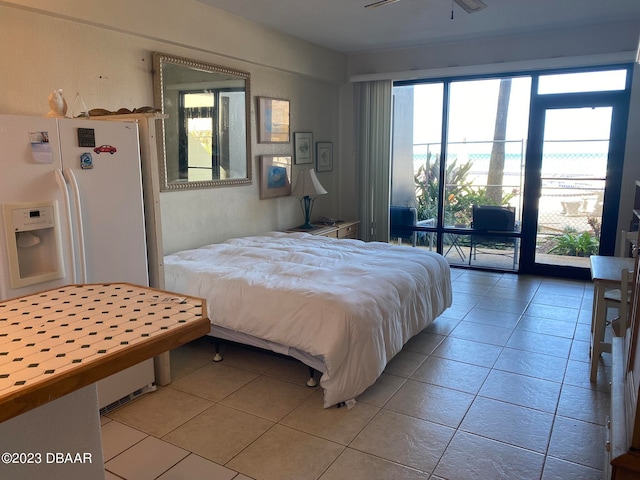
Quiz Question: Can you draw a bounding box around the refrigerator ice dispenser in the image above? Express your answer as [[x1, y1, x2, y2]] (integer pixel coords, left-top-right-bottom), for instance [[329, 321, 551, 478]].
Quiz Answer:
[[3, 202, 65, 288]]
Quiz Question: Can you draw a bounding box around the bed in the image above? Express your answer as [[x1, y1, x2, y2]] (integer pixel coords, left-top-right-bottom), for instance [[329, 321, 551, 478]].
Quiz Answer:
[[163, 232, 452, 408]]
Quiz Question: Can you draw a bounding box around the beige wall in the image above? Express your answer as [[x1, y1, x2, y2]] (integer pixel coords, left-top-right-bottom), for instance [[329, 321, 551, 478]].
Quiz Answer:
[[0, 0, 348, 253], [1, 0, 638, 254]]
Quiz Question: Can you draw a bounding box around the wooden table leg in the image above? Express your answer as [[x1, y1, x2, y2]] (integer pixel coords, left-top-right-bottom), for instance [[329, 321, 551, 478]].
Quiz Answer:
[[590, 281, 608, 381]]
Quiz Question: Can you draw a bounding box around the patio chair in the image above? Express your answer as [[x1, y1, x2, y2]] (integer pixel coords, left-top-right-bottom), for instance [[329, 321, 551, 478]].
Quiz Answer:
[[469, 205, 519, 268], [390, 206, 418, 246]]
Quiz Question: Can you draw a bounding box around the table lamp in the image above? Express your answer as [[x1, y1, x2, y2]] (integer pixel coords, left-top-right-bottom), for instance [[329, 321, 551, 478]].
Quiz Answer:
[[292, 169, 327, 229]]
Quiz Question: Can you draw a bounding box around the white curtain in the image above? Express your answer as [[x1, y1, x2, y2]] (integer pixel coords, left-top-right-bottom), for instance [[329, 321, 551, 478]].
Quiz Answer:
[[354, 80, 393, 242]]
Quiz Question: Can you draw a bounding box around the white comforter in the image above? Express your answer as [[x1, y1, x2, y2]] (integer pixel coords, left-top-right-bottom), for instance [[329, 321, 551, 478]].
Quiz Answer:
[[164, 232, 452, 407]]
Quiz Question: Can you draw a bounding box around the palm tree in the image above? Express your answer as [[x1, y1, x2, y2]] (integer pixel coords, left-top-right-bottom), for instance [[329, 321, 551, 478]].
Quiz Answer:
[[486, 78, 512, 204]]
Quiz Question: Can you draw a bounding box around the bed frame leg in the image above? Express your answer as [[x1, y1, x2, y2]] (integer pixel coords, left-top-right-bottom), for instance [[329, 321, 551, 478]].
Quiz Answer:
[[213, 340, 223, 362], [306, 366, 318, 387]]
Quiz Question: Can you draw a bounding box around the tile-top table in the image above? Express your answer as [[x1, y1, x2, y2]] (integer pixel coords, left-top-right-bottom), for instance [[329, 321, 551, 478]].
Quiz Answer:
[[0, 283, 209, 423]]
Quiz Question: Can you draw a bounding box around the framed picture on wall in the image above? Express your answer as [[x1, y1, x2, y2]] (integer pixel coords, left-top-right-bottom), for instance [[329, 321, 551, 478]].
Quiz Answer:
[[316, 142, 333, 172], [258, 97, 290, 143], [294, 132, 313, 165], [259, 155, 292, 199]]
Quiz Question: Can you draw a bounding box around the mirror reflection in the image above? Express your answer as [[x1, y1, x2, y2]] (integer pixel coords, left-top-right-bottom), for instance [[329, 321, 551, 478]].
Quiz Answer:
[[153, 53, 252, 190]]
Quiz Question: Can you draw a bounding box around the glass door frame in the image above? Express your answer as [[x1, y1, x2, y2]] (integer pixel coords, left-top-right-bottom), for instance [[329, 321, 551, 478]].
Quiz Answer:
[[519, 69, 632, 279]]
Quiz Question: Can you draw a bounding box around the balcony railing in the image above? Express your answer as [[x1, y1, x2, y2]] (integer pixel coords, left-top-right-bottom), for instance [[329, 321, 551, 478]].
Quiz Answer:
[[392, 139, 607, 270]]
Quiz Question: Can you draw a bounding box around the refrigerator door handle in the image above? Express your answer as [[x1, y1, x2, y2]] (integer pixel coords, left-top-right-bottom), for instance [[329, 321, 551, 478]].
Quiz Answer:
[[63, 168, 88, 284], [54, 169, 78, 284]]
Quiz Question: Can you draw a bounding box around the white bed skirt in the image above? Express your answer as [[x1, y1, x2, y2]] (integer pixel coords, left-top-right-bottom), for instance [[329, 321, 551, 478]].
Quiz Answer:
[[208, 324, 326, 374]]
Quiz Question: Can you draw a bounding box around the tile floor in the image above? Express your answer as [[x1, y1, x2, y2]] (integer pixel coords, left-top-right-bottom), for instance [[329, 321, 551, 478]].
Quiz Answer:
[[101, 269, 611, 480]]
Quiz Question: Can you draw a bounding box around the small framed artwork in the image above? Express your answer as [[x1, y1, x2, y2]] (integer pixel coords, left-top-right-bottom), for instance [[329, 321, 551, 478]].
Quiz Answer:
[[259, 155, 292, 199], [258, 97, 290, 143], [316, 142, 333, 172], [294, 132, 313, 165]]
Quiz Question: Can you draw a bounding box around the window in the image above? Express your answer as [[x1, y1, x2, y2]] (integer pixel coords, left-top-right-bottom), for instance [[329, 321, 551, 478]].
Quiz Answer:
[[538, 69, 627, 94], [181, 91, 216, 181], [178, 89, 245, 181]]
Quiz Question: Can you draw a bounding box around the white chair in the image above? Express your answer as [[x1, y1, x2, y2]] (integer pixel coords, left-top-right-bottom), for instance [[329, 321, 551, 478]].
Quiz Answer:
[[618, 229, 636, 258], [604, 231, 635, 336], [591, 266, 633, 381], [607, 268, 633, 337], [590, 232, 638, 381]]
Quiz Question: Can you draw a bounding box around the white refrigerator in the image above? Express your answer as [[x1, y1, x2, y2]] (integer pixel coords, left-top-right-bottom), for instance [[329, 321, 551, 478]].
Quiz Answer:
[[0, 114, 155, 409]]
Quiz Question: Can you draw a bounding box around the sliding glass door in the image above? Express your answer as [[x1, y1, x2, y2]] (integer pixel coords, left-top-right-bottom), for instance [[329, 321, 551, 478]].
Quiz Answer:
[[392, 65, 632, 277]]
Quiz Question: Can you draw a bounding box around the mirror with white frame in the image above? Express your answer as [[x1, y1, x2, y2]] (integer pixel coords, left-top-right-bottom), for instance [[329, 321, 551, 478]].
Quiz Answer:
[[153, 53, 252, 190]]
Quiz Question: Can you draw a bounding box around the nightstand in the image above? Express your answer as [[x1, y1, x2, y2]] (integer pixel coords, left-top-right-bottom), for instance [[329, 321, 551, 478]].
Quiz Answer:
[[334, 220, 359, 239], [287, 220, 360, 239]]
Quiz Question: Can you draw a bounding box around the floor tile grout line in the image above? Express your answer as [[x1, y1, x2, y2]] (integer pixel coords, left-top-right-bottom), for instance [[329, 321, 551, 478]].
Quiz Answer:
[[433, 272, 537, 478], [102, 273, 605, 480], [448, 273, 605, 476]]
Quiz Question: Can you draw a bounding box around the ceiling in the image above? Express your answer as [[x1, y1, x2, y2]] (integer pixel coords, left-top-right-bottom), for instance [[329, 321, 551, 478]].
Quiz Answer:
[[195, 0, 640, 54]]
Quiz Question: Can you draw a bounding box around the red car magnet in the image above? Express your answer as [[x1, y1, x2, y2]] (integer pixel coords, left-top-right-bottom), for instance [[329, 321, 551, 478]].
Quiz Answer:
[[94, 144, 117, 154]]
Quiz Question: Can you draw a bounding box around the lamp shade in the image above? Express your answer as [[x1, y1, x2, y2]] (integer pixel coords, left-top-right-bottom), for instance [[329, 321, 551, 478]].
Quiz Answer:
[[292, 169, 327, 198]]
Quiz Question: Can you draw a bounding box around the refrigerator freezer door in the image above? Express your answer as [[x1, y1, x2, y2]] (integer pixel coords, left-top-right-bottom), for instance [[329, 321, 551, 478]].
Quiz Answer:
[[58, 119, 149, 287], [0, 115, 75, 300]]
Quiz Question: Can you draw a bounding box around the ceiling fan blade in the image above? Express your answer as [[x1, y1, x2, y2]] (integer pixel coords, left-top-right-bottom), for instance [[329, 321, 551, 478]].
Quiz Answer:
[[364, 0, 401, 8], [453, 0, 487, 13]]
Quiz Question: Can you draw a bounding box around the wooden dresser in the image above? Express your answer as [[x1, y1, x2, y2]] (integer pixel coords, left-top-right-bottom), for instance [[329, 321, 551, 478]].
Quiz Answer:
[[287, 220, 360, 239]]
